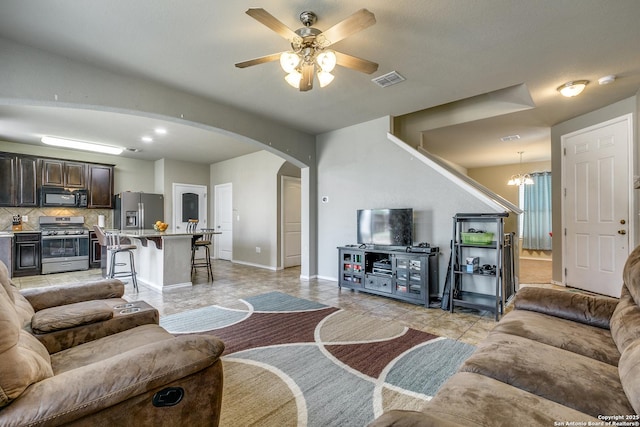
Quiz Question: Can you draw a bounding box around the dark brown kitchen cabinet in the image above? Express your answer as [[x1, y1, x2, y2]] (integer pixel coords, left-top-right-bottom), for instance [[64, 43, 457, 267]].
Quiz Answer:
[[40, 159, 86, 188], [0, 153, 38, 207], [13, 232, 41, 277], [87, 164, 114, 208]]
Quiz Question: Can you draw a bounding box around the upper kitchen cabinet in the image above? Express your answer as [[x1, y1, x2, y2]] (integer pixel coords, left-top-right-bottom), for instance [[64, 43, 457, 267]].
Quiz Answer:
[[0, 153, 38, 207], [40, 159, 86, 188], [87, 163, 114, 208]]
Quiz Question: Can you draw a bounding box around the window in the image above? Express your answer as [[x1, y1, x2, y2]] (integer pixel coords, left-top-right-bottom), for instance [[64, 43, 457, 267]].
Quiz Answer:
[[521, 171, 552, 250]]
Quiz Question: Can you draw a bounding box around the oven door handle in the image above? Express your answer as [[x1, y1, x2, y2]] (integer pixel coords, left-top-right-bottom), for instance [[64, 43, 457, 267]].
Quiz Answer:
[[42, 235, 89, 240]]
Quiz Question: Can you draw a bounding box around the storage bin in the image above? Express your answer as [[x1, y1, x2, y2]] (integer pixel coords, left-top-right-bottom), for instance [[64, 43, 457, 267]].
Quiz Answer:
[[461, 232, 494, 245]]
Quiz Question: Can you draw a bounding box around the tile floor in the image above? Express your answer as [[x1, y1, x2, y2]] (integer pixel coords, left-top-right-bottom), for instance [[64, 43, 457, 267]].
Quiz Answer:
[[15, 260, 504, 345]]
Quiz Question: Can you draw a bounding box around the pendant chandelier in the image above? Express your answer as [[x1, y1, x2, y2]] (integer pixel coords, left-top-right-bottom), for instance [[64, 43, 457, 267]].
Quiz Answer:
[[507, 151, 534, 186]]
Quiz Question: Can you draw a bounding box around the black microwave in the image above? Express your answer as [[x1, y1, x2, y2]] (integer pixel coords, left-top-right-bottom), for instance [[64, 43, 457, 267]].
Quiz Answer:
[[40, 187, 88, 208]]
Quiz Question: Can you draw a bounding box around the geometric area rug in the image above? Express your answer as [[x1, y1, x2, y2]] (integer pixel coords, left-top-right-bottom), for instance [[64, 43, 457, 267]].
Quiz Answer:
[[160, 291, 476, 427]]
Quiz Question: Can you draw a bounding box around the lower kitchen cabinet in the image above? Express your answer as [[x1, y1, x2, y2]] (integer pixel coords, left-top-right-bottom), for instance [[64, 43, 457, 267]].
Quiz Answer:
[[14, 232, 41, 277]]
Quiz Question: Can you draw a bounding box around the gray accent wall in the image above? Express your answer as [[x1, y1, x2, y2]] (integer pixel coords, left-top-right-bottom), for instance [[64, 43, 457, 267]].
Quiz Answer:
[[316, 116, 499, 294]]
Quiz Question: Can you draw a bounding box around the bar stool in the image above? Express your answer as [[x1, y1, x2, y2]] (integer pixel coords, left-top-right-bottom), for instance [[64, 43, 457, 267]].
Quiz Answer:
[[94, 226, 138, 291], [191, 228, 214, 280], [186, 219, 198, 233]]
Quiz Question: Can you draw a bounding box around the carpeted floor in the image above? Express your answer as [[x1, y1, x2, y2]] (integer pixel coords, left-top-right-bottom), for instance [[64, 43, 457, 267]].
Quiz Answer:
[[160, 291, 476, 427], [519, 258, 553, 284]]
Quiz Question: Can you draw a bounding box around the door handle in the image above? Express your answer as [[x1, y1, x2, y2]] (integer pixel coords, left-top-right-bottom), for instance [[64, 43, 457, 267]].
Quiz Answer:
[[618, 230, 627, 235]]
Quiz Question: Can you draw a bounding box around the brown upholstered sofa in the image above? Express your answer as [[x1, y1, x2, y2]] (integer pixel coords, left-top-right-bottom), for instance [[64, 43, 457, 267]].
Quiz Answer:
[[0, 260, 225, 426], [0, 260, 159, 354], [370, 246, 640, 426]]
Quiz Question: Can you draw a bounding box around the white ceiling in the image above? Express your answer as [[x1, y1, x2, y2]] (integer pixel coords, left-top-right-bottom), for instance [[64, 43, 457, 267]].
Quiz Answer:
[[0, 0, 639, 168]]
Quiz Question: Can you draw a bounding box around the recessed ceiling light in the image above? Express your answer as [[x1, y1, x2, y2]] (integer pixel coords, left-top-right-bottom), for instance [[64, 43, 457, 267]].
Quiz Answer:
[[141, 136, 153, 143], [154, 127, 167, 135], [41, 136, 123, 155]]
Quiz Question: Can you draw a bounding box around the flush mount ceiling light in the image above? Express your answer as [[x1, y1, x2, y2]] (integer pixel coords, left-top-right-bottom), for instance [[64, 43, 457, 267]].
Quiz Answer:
[[557, 80, 589, 97], [41, 136, 123, 155], [235, 9, 378, 91], [507, 151, 534, 186]]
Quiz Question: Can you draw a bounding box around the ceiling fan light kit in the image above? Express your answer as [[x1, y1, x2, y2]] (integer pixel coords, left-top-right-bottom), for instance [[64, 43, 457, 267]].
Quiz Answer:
[[236, 8, 379, 92]]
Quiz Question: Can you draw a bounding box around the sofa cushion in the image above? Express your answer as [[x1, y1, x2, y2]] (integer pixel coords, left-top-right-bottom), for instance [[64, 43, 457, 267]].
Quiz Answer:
[[0, 260, 35, 328], [409, 372, 600, 427], [514, 286, 617, 329], [31, 300, 114, 334], [610, 284, 640, 354], [494, 309, 620, 365], [21, 279, 124, 312], [51, 324, 174, 374], [619, 339, 640, 414], [459, 332, 633, 417], [623, 244, 640, 305], [0, 285, 53, 408]]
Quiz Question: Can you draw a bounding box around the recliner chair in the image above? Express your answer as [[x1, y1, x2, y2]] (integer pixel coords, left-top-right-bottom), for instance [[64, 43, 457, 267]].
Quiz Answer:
[[0, 260, 225, 426], [0, 260, 157, 354]]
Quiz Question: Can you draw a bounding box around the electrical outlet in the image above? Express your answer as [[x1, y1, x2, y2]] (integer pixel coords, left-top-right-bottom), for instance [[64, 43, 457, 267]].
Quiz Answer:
[[256, 247, 261, 253], [22, 215, 28, 222]]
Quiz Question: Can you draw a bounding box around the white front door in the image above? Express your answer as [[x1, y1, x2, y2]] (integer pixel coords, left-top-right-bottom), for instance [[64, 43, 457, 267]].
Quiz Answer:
[[172, 183, 207, 232], [282, 176, 301, 268], [562, 114, 632, 297], [215, 183, 233, 260]]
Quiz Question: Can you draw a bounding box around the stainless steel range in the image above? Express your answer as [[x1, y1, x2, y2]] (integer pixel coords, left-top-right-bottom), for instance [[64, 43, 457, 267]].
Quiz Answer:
[[39, 216, 89, 274]]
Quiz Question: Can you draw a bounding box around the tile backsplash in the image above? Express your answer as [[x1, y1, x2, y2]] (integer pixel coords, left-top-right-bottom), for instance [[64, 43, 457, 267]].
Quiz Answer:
[[0, 207, 113, 231]]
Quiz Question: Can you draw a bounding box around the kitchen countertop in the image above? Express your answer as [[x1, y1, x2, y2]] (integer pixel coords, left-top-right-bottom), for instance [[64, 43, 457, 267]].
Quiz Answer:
[[1, 230, 41, 235], [117, 229, 203, 238]]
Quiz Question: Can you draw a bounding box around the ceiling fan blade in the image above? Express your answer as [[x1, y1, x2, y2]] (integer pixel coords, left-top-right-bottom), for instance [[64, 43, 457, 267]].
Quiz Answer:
[[321, 9, 376, 46], [334, 51, 379, 74], [245, 8, 298, 41], [300, 63, 314, 92], [235, 53, 283, 69]]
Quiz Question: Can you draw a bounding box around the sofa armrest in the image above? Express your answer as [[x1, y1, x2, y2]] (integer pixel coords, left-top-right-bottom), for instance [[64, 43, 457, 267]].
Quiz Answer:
[[514, 286, 618, 329], [20, 279, 125, 311], [0, 334, 225, 426]]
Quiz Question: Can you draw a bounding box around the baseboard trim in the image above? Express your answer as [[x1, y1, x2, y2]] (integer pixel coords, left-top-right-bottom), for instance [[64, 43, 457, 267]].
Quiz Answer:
[[232, 260, 277, 271], [519, 257, 552, 262]]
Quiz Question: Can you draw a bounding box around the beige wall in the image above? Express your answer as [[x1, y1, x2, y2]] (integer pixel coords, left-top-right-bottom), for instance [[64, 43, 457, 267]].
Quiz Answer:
[[468, 160, 552, 260], [210, 150, 286, 269], [154, 158, 210, 227]]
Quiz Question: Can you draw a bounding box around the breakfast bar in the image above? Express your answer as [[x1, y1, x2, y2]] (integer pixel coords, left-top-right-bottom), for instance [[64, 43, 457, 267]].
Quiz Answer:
[[113, 229, 195, 292]]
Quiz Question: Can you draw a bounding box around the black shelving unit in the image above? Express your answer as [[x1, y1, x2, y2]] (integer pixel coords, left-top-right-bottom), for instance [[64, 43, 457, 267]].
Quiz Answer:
[[450, 213, 512, 320]]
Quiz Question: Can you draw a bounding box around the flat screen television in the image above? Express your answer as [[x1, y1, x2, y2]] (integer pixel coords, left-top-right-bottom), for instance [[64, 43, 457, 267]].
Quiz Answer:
[[357, 208, 413, 246]]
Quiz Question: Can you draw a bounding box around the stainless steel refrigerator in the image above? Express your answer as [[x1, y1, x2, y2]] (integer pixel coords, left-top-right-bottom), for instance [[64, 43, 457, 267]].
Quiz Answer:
[[114, 192, 164, 230]]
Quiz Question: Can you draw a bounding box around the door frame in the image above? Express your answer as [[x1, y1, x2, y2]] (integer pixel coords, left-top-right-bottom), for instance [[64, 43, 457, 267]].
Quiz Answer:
[[172, 183, 207, 232], [561, 113, 634, 288]]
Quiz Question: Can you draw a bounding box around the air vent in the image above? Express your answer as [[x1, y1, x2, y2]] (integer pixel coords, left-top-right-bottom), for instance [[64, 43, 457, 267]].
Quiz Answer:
[[372, 71, 406, 88], [500, 135, 521, 142], [125, 148, 142, 152]]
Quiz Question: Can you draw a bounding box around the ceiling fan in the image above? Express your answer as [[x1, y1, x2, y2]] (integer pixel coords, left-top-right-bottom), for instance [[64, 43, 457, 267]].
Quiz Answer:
[[235, 8, 379, 91]]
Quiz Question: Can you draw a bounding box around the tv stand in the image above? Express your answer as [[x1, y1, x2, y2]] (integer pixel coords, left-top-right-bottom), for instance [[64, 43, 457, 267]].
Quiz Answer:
[[337, 246, 438, 307]]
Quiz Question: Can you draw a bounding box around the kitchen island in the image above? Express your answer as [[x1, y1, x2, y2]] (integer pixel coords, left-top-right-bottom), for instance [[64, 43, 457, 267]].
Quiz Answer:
[[111, 229, 196, 292]]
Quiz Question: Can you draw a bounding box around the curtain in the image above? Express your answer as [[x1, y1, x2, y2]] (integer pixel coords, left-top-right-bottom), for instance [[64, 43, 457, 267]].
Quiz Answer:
[[523, 171, 552, 250]]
